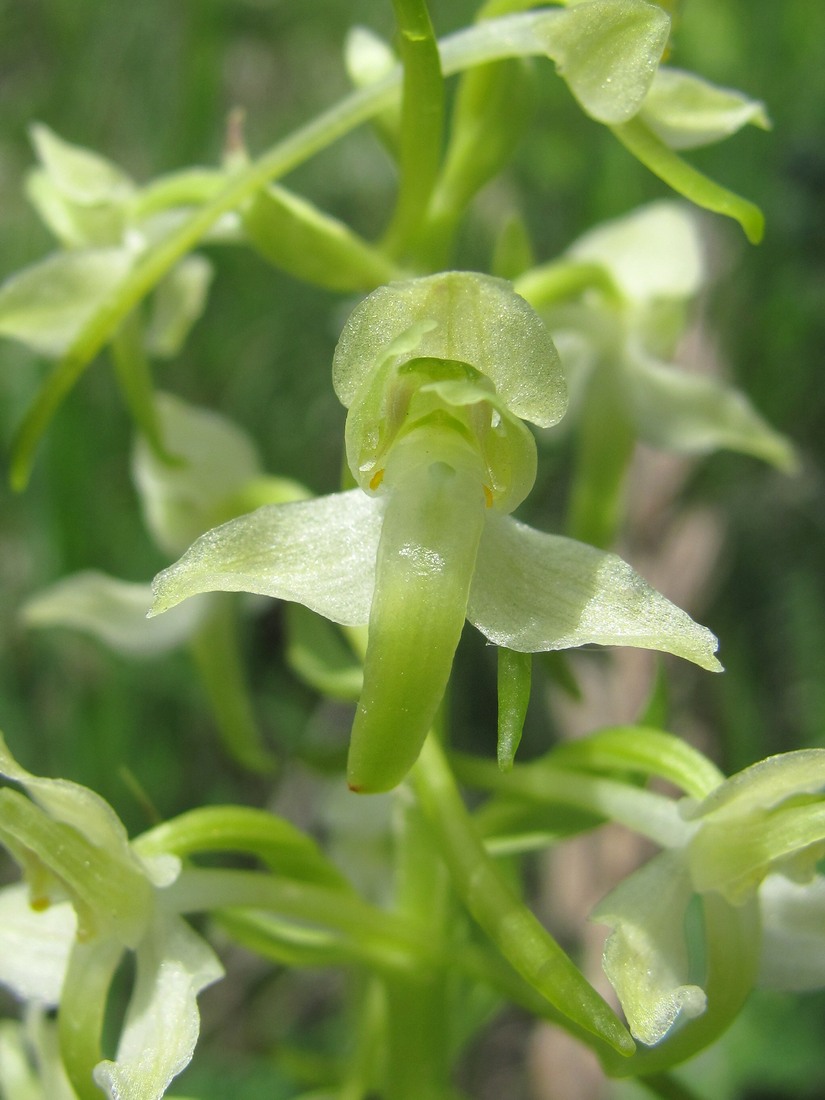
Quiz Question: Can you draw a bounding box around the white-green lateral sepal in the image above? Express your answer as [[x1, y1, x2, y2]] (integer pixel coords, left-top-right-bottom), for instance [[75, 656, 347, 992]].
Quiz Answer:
[[348, 431, 487, 792], [468, 512, 722, 671], [144, 255, 214, 359], [594, 849, 707, 1045], [626, 354, 799, 471], [152, 490, 383, 627], [93, 915, 223, 1100], [333, 272, 566, 428], [569, 200, 704, 303], [640, 67, 771, 151], [539, 0, 670, 125], [133, 392, 264, 556], [0, 249, 133, 357], [22, 573, 207, 657], [758, 875, 825, 992], [0, 885, 75, 1006]]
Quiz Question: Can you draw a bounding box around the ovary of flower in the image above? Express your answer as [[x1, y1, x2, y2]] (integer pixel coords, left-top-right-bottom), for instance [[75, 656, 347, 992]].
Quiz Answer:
[[151, 272, 721, 793]]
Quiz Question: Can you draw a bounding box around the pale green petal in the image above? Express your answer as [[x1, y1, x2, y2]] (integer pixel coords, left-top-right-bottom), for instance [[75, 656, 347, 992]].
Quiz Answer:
[[641, 67, 771, 151], [25, 169, 126, 250], [0, 249, 133, 357], [145, 255, 214, 359], [594, 849, 706, 1045], [29, 123, 133, 205], [467, 512, 722, 671], [133, 392, 263, 556], [626, 354, 798, 471], [333, 272, 566, 428], [93, 916, 223, 1100], [151, 490, 383, 627], [22, 572, 207, 657], [0, 884, 75, 1006], [570, 201, 703, 302], [540, 0, 670, 125], [758, 875, 825, 992]]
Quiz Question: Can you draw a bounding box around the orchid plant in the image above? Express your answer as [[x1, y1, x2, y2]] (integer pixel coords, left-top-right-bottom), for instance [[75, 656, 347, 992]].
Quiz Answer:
[[0, 1, 818, 1098]]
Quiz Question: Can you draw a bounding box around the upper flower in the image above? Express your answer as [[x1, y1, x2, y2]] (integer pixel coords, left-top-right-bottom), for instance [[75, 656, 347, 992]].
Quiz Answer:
[[151, 272, 721, 793]]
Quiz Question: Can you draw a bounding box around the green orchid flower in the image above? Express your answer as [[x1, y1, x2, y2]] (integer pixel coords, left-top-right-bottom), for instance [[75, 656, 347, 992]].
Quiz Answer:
[[0, 734, 222, 1100], [151, 272, 720, 793], [594, 749, 825, 1051], [22, 391, 308, 772], [516, 200, 796, 545]]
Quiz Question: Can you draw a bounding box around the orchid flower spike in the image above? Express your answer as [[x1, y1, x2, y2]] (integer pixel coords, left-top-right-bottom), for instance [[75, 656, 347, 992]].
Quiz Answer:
[[151, 272, 721, 792]]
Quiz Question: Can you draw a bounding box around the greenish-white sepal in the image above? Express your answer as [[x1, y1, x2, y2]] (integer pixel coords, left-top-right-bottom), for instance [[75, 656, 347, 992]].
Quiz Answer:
[[22, 572, 207, 657], [0, 733, 136, 862], [758, 875, 825, 992], [25, 168, 127, 249], [333, 272, 566, 427], [640, 67, 771, 151], [0, 1018, 42, 1100], [93, 915, 223, 1100], [145, 255, 214, 359], [344, 26, 397, 89], [0, 884, 75, 1006], [151, 490, 383, 627], [29, 123, 134, 206], [594, 849, 706, 1045], [538, 0, 670, 125], [569, 201, 704, 303], [467, 511, 722, 671], [626, 354, 799, 471], [133, 393, 263, 556], [0, 248, 134, 357]]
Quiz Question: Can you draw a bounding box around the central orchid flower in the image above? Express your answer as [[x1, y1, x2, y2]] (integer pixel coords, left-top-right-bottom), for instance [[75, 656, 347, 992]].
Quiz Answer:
[[151, 272, 720, 792]]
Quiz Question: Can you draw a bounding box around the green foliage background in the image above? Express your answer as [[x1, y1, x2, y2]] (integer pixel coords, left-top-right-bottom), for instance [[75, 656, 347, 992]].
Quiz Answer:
[[0, 1, 823, 1097]]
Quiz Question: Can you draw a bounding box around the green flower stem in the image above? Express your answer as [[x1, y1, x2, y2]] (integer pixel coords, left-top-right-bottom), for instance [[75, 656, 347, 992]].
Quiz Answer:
[[413, 734, 635, 1057], [514, 259, 622, 311], [58, 937, 123, 1100], [133, 804, 349, 889], [453, 752, 690, 848], [384, 0, 445, 258], [10, 10, 564, 490], [611, 118, 765, 244], [340, 976, 386, 1100], [162, 867, 431, 974], [381, 794, 453, 1098], [549, 725, 725, 799], [110, 311, 177, 464], [603, 892, 761, 1077], [188, 595, 277, 775]]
